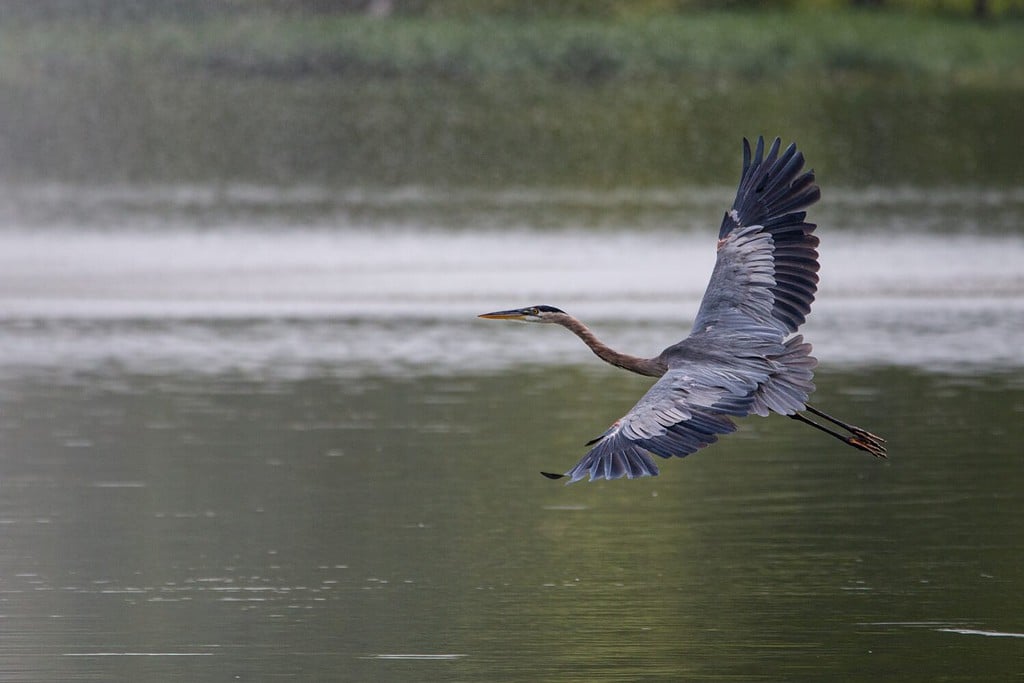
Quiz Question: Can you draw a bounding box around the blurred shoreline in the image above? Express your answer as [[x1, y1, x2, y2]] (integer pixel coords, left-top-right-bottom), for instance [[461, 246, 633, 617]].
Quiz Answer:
[[2, 8, 1023, 186]]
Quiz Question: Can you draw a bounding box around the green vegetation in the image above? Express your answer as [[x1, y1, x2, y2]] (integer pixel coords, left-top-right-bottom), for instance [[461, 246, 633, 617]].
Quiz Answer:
[[1, 7, 1022, 186], [2, 9, 1023, 86]]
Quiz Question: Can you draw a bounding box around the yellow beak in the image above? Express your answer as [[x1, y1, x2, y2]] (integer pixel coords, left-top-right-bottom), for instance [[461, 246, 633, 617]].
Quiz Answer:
[[478, 309, 528, 320]]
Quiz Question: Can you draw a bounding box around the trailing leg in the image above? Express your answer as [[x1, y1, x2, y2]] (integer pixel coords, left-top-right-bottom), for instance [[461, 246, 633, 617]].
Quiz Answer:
[[789, 410, 887, 458]]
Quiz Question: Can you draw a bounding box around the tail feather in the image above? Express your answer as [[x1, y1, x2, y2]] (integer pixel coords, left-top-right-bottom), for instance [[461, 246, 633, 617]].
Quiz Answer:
[[750, 334, 818, 417]]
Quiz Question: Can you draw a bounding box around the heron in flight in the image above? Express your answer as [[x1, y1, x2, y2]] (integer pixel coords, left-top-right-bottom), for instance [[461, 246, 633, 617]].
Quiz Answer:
[[480, 136, 886, 483]]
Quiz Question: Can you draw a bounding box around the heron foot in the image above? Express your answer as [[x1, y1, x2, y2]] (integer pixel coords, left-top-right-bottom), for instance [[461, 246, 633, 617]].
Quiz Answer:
[[847, 432, 887, 459], [791, 409, 888, 459]]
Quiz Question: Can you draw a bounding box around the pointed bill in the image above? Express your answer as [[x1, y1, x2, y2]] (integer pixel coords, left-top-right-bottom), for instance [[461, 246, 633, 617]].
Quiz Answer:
[[478, 309, 529, 320]]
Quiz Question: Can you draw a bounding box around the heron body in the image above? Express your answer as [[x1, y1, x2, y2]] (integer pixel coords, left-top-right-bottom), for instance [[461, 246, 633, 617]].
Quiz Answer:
[[480, 137, 886, 483]]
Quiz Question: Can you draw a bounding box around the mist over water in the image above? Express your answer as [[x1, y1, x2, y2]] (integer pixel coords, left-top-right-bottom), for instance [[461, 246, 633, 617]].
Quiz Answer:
[[1, 184, 1022, 380]]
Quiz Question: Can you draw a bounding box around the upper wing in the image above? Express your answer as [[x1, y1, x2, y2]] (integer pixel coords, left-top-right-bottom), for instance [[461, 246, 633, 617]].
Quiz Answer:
[[691, 137, 821, 336], [562, 357, 770, 483]]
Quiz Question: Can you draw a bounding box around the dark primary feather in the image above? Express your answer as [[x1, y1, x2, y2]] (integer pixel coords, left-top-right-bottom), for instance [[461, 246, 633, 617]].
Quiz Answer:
[[563, 137, 821, 483]]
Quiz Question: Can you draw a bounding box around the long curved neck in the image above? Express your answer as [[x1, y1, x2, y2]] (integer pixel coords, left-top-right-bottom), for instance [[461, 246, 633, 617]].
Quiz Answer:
[[552, 313, 666, 378]]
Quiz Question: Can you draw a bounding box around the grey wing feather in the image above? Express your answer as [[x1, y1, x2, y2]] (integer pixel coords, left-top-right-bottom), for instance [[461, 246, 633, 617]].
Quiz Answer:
[[563, 360, 768, 483], [692, 137, 821, 335]]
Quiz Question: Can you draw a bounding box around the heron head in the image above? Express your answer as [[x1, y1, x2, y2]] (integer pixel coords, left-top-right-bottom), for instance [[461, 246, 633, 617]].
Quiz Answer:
[[478, 305, 566, 323]]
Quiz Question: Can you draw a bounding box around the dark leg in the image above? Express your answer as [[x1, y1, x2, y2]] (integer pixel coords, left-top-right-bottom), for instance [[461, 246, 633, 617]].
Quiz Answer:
[[789, 411, 887, 458], [805, 403, 887, 447]]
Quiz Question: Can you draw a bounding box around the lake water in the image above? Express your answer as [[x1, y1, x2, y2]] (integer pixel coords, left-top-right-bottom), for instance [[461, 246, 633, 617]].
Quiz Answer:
[[0, 184, 1022, 681]]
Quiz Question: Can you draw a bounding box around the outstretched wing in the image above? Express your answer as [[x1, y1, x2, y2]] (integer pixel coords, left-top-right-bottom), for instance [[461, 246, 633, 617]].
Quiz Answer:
[[562, 357, 770, 483], [691, 137, 821, 336]]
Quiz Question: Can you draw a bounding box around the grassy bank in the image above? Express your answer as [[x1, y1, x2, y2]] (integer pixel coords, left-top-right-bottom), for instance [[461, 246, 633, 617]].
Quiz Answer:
[[3, 10, 1023, 86], [1, 9, 1022, 187]]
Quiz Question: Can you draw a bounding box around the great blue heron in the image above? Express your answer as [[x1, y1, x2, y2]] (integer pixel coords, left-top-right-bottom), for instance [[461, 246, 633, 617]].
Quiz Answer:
[[480, 136, 886, 483]]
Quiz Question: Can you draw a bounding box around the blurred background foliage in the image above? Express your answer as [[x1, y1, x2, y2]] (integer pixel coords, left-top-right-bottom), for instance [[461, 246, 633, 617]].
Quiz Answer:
[[0, 0, 1021, 186], [2, 0, 1023, 21]]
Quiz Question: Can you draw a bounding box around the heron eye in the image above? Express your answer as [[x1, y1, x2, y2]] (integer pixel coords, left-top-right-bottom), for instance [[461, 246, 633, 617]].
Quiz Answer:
[[528, 308, 540, 315]]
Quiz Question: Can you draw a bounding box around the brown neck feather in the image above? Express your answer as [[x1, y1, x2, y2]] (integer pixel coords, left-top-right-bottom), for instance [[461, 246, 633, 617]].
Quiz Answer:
[[552, 313, 666, 377]]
